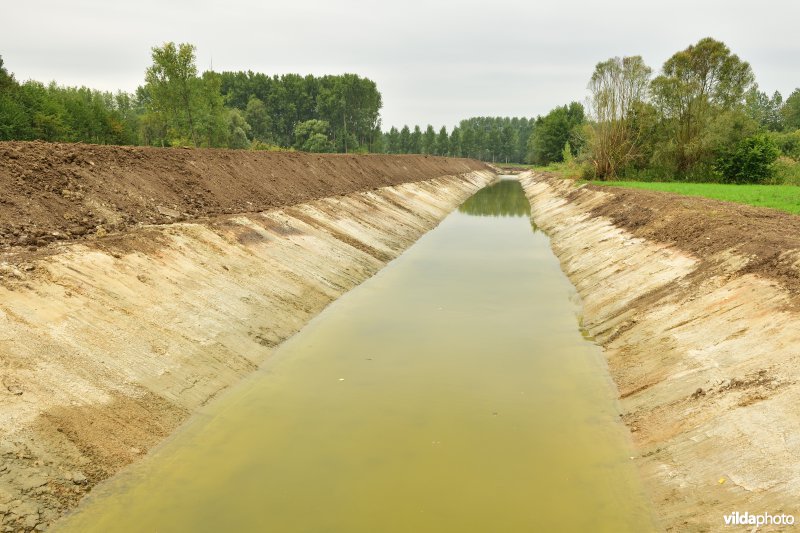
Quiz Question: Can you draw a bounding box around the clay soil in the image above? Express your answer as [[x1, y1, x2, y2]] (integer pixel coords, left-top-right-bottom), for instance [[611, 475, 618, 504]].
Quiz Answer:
[[579, 181, 800, 297], [0, 141, 487, 256]]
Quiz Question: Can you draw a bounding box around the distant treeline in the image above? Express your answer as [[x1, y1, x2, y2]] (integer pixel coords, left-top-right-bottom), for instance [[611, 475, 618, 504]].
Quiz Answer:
[[219, 71, 381, 152], [528, 38, 800, 184], [0, 43, 382, 153], [382, 117, 535, 163], [0, 42, 533, 162], [2, 38, 798, 182], [0, 56, 140, 145]]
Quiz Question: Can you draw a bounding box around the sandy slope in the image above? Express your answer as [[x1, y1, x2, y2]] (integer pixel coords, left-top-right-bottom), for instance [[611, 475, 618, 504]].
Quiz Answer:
[[522, 172, 800, 532], [0, 142, 493, 531]]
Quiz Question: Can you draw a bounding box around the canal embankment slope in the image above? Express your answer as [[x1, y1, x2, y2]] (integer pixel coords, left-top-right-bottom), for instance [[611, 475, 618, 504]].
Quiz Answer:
[[0, 142, 494, 531], [521, 171, 800, 531]]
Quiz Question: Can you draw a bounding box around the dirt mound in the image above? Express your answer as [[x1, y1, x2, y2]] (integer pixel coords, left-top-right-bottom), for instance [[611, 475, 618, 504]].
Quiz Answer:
[[0, 141, 487, 253], [0, 171, 494, 531], [579, 182, 800, 296]]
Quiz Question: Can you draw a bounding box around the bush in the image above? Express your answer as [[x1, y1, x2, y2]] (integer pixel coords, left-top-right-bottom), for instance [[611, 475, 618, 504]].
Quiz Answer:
[[766, 130, 800, 160], [715, 134, 779, 184], [773, 156, 800, 185], [250, 140, 294, 152], [561, 141, 574, 164]]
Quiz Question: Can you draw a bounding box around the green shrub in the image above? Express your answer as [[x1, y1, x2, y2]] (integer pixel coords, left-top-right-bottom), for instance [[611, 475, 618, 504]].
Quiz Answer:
[[250, 140, 294, 152], [766, 130, 800, 160], [562, 141, 574, 164], [715, 134, 779, 184], [773, 156, 800, 185]]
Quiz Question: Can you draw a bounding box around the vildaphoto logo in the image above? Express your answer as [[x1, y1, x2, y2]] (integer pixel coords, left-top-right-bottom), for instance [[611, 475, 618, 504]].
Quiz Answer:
[[723, 511, 795, 526]]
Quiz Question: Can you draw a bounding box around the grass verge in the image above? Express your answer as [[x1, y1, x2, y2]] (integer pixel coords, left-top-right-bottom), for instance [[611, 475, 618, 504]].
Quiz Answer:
[[592, 181, 800, 215]]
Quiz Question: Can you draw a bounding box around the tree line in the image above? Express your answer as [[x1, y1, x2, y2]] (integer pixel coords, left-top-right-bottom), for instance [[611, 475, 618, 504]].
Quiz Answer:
[[530, 38, 800, 183], [219, 71, 382, 152], [0, 56, 140, 145], [382, 117, 534, 163], [2, 37, 798, 184], [0, 44, 542, 165], [0, 43, 382, 153]]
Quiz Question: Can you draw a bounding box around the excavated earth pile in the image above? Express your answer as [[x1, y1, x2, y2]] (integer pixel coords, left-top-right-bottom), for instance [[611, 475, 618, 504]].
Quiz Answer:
[[0, 141, 494, 531], [521, 172, 800, 532], [0, 141, 486, 253]]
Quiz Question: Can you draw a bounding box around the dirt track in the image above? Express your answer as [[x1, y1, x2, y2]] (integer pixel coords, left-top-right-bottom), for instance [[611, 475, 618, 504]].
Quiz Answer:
[[0, 141, 487, 254]]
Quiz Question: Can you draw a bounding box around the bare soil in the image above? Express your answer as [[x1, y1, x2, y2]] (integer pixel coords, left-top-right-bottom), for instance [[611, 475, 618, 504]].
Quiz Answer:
[[0, 141, 487, 255], [580, 182, 800, 297], [0, 144, 493, 531], [525, 173, 800, 532]]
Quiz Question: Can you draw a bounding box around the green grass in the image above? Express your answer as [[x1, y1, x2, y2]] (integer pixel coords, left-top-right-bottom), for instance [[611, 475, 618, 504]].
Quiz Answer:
[[531, 161, 584, 178], [592, 181, 800, 215], [495, 162, 536, 169]]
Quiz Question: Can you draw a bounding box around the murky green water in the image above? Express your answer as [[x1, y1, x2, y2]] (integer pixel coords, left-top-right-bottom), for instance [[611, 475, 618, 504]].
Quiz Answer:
[[55, 178, 655, 532]]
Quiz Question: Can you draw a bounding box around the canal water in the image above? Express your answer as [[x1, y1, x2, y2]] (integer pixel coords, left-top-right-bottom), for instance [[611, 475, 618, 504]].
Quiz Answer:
[[55, 178, 655, 532]]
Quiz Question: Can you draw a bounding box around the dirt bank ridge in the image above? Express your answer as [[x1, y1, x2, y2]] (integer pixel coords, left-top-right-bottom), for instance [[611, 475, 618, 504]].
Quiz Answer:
[[0, 141, 488, 254], [0, 142, 494, 531], [522, 172, 800, 531]]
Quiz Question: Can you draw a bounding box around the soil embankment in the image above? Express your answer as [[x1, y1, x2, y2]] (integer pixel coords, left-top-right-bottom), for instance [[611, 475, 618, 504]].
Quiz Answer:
[[521, 172, 800, 531], [0, 141, 486, 253], [0, 142, 494, 531]]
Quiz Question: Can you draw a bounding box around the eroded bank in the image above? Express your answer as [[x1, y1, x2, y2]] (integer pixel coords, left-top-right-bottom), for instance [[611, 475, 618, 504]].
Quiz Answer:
[[0, 146, 494, 531], [520, 172, 800, 531]]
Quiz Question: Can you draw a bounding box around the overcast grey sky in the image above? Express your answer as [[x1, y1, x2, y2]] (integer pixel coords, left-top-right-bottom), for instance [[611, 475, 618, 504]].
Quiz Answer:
[[4, 0, 799, 129]]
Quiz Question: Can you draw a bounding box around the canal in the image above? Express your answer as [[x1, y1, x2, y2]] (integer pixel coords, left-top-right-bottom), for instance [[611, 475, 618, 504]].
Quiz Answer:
[[55, 178, 654, 532]]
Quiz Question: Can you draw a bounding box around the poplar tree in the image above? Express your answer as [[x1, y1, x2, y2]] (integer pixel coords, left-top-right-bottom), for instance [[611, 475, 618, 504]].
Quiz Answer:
[[410, 125, 422, 153], [145, 42, 201, 145], [399, 125, 411, 153], [437, 126, 449, 155], [449, 127, 461, 157], [422, 125, 436, 154]]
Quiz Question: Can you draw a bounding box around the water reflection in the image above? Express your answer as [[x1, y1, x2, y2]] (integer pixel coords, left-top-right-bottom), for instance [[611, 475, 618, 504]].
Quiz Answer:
[[458, 179, 531, 218]]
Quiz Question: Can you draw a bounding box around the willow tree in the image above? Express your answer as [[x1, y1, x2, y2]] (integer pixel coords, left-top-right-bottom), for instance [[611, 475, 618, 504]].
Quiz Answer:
[[650, 38, 754, 174], [587, 55, 652, 178]]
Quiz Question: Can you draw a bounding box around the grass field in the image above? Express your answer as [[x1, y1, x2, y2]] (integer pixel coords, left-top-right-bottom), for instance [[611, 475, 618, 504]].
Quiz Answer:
[[496, 162, 537, 170], [592, 181, 800, 215]]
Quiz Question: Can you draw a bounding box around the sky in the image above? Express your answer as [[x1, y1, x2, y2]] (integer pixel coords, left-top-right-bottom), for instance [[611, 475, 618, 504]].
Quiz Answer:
[[3, 0, 799, 130]]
